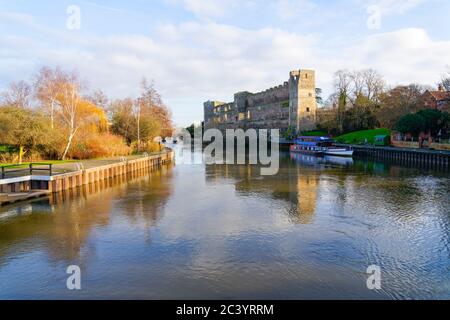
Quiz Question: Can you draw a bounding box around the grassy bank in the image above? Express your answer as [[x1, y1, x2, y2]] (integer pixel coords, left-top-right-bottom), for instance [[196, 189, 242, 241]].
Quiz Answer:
[[0, 160, 76, 168], [300, 130, 328, 137], [335, 128, 391, 144]]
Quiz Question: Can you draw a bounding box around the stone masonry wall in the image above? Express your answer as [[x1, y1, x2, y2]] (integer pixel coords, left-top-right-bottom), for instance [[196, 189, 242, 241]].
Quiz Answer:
[[204, 69, 316, 133]]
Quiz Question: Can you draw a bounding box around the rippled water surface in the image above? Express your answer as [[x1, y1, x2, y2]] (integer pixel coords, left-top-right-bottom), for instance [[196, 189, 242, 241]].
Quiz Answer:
[[0, 150, 449, 299]]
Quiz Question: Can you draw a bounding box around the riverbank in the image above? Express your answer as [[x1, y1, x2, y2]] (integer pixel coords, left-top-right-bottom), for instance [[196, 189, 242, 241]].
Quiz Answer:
[[339, 144, 450, 170], [0, 149, 175, 205]]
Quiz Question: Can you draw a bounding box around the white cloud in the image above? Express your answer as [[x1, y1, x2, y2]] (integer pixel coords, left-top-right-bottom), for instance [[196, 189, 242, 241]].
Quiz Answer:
[[341, 28, 450, 86], [358, 0, 429, 15], [274, 0, 318, 20], [1, 8, 449, 126], [168, 0, 242, 18]]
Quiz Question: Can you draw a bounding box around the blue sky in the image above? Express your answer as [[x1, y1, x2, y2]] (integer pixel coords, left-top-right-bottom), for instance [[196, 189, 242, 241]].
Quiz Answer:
[[1, 0, 450, 127]]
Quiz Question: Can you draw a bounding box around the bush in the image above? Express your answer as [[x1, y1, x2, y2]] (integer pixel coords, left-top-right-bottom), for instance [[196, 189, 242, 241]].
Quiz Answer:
[[69, 133, 132, 159], [145, 141, 163, 153]]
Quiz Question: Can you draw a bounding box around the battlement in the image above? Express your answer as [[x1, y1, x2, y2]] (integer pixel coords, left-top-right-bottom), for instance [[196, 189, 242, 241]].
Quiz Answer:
[[204, 69, 317, 132]]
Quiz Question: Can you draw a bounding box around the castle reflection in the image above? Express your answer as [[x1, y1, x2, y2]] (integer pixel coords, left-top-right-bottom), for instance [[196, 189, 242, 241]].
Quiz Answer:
[[205, 153, 323, 224]]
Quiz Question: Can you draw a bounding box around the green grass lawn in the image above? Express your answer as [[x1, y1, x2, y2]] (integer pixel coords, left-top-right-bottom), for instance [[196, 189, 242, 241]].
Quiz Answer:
[[335, 128, 391, 145]]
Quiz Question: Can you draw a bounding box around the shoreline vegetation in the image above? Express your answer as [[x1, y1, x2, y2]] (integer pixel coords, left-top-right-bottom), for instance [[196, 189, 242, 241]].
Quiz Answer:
[[0, 66, 174, 165], [277, 69, 450, 146]]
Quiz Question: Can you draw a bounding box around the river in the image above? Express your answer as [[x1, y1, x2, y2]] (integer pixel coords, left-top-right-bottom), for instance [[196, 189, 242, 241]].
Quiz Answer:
[[0, 148, 449, 299]]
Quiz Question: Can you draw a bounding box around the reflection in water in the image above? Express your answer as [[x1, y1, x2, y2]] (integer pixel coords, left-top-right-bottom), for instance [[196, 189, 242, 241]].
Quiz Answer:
[[0, 165, 174, 267], [0, 149, 449, 300], [205, 157, 320, 225]]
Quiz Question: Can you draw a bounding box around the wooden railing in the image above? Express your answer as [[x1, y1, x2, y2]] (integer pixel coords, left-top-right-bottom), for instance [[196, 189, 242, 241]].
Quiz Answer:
[[1, 163, 53, 179]]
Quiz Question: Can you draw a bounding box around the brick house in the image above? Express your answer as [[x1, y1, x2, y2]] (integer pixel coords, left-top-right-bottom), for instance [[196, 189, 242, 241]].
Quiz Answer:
[[421, 85, 450, 112]]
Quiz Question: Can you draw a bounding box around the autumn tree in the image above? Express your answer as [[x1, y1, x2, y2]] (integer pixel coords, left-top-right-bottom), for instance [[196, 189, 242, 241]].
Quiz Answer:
[[139, 79, 173, 138], [377, 84, 426, 128], [111, 98, 137, 144], [54, 73, 108, 160]]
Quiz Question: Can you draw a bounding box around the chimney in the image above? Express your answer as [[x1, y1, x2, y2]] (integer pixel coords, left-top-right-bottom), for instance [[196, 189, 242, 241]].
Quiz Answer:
[[438, 84, 444, 92]]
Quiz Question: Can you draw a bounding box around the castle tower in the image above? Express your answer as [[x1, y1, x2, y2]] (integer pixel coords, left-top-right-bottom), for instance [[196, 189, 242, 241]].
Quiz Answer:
[[289, 70, 317, 132], [203, 100, 224, 130]]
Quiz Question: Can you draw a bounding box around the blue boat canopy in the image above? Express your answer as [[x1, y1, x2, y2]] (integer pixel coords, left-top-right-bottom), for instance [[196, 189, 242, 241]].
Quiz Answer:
[[295, 136, 333, 144]]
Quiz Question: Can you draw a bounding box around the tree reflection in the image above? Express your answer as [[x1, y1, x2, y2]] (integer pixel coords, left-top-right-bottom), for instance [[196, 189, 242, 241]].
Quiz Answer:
[[0, 164, 174, 265]]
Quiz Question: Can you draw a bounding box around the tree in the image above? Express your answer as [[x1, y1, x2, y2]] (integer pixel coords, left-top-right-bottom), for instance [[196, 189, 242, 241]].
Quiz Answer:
[[87, 90, 109, 110], [333, 70, 351, 106], [395, 109, 449, 137], [0, 106, 49, 163], [139, 78, 174, 138], [111, 98, 136, 144], [361, 69, 385, 101], [1, 80, 32, 108], [55, 74, 108, 160], [342, 100, 380, 133], [441, 68, 450, 91], [34, 66, 69, 129], [137, 78, 173, 143], [416, 109, 450, 136], [315, 88, 323, 105], [186, 124, 195, 137], [377, 84, 425, 129], [395, 113, 425, 137]]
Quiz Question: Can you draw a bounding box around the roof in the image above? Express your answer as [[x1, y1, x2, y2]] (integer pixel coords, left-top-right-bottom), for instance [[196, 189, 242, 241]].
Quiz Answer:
[[297, 136, 333, 142], [427, 90, 450, 101]]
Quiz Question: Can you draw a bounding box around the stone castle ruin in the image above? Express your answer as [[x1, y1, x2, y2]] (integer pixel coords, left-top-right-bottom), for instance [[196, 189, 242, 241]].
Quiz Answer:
[[204, 69, 317, 133]]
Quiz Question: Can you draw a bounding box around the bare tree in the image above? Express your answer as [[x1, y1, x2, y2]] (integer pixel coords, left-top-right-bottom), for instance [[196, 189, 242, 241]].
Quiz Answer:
[[1, 80, 32, 108], [34, 66, 67, 129], [441, 68, 450, 91], [334, 70, 352, 99], [134, 97, 142, 152], [349, 70, 365, 103], [87, 89, 109, 109], [333, 69, 385, 106], [361, 69, 385, 101]]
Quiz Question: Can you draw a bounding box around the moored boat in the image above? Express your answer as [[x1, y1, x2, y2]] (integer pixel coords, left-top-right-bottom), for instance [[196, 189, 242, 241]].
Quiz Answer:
[[290, 136, 331, 155], [323, 147, 353, 157], [290, 136, 353, 157]]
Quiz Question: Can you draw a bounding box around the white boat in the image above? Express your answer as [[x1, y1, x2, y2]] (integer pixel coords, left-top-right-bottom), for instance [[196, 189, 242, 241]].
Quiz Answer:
[[324, 148, 353, 157]]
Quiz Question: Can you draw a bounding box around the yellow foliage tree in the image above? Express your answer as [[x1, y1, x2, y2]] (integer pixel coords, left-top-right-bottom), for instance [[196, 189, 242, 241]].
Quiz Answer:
[[55, 80, 108, 160]]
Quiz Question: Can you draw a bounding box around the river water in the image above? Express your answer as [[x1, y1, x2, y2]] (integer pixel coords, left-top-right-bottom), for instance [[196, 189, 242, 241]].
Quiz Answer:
[[0, 148, 449, 299]]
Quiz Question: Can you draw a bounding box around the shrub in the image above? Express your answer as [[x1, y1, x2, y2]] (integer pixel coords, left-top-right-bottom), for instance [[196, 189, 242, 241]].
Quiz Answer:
[[69, 133, 132, 159]]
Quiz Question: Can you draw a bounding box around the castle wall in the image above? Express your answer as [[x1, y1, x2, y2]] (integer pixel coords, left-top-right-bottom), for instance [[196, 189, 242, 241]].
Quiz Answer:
[[204, 69, 316, 133]]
